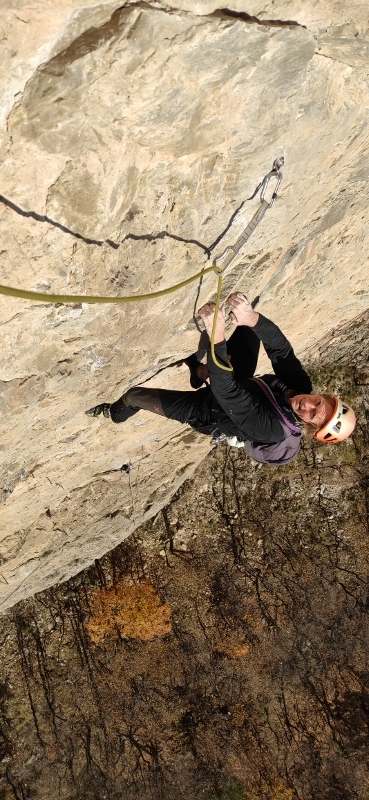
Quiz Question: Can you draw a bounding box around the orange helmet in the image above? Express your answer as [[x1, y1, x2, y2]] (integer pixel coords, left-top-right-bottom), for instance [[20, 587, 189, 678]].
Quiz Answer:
[[314, 396, 356, 443]]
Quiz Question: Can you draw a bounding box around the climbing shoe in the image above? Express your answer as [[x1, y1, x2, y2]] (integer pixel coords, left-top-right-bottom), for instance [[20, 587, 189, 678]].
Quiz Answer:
[[85, 403, 111, 418], [184, 354, 206, 389]]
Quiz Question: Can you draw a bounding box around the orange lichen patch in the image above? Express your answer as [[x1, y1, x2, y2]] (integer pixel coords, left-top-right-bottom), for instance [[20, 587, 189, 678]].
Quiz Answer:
[[245, 781, 294, 800], [227, 642, 250, 658], [215, 637, 250, 659], [86, 580, 172, 644]]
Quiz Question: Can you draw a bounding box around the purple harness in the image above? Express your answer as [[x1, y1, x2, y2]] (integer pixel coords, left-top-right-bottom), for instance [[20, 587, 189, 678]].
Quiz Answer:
[[243, 378, 302, 466], [249, 377, 301, 432]]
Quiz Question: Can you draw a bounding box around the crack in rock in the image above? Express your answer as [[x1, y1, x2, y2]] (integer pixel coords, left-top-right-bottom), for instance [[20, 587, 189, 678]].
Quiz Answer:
[[0, 193, 115, 248], [207, 7, 306, 29], [314, 48, 368, 68], [0, 190, 251, 264], [0, 193, 211, 254], [122, 1, 306, 30]]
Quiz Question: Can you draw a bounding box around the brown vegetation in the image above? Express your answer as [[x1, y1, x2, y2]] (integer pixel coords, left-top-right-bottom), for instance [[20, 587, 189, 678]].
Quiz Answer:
[[0, 312, 368, 800], [86, 580, 172, 643]]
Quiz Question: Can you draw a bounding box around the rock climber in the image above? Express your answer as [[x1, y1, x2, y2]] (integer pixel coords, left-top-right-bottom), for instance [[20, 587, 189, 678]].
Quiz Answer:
[[85, 294, 356, 465]]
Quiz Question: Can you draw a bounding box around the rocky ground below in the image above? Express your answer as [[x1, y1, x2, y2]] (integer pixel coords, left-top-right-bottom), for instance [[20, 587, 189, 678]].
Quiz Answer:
[[0, 311, 368, 800]]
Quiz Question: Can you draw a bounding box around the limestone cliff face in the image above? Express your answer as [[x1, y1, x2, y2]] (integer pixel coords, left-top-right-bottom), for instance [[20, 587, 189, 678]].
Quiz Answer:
[[0, 0, 368, 611]]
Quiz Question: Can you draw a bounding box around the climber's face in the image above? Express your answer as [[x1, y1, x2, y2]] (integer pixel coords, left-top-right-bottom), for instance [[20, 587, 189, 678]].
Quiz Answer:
[[289, 394, 334, 426]]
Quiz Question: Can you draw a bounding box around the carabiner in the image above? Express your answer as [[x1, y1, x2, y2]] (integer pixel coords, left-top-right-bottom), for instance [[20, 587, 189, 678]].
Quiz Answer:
[[259, 157, 284, 206]]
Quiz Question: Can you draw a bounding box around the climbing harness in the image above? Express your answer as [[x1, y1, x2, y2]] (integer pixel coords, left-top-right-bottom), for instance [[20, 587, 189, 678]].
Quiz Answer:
[[0, 158, 284, 372]]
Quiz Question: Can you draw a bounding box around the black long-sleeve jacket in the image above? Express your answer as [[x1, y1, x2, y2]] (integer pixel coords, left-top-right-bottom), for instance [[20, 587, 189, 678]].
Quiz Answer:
[[207, 314, 312, 444]]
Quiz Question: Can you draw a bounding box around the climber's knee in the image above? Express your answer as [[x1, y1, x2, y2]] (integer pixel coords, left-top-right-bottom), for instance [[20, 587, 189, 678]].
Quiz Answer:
[[110, 387, 164, 423], [125, 387, 164, 416]]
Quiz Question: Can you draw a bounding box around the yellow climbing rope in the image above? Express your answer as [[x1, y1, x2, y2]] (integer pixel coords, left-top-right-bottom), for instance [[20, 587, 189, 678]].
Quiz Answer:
[[0, 264, 219, 305], [0, 158, 284, 372], [210, 271, 230, 371]]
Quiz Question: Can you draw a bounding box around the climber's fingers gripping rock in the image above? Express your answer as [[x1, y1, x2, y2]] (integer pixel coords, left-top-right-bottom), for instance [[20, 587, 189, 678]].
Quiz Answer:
[[225, 293, 259, 327], [198, 302, 226, 343]]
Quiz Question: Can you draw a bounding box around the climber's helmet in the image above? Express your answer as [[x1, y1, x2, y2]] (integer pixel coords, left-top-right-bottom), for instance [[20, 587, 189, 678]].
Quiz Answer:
[[314, 396, 356, 443]]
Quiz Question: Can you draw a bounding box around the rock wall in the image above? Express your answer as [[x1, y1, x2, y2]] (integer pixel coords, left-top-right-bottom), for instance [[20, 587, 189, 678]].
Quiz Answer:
[[0, 0, 368, 611]]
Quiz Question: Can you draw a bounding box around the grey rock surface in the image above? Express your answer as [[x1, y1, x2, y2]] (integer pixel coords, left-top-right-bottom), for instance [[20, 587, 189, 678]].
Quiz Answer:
[[0, 0, 368, 610]]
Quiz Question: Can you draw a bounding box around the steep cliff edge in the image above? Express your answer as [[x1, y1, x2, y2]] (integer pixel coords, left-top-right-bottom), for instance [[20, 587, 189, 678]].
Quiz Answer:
[[1, 0, 368, 610]]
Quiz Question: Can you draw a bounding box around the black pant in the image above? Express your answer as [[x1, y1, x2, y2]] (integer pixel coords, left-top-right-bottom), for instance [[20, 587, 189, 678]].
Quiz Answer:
[[110, 326, 260, 427], [226, 324, 260, 380]]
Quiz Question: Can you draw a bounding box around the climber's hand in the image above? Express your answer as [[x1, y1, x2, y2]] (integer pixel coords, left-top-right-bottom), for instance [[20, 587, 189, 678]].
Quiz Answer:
[[198, 302, 226, 343], [226, 293, 259, 327]]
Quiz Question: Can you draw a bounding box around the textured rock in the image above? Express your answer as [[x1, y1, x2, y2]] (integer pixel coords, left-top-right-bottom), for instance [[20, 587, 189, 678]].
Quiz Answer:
[[0, 0, 368, 611]]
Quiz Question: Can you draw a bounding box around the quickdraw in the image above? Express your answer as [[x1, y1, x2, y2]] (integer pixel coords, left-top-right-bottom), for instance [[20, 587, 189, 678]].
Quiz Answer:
[[209, 157, 284, 370], [213, 157, 283, 275]]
